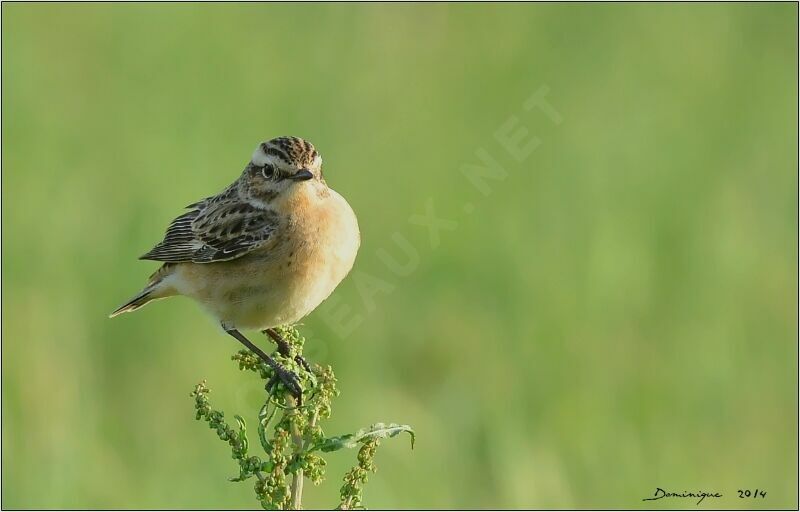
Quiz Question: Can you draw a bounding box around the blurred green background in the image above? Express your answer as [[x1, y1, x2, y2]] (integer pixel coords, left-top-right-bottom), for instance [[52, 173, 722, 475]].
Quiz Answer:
[[2, 3, 797, 509]]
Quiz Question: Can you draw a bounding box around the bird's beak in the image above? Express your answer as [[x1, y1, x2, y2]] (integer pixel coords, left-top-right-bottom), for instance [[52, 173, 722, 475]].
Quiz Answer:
[[290, 169, 314, 182]]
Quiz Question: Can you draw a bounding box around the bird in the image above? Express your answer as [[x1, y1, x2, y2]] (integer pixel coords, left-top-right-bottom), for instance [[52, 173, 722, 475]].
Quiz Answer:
[[110, 136, 360, 403]]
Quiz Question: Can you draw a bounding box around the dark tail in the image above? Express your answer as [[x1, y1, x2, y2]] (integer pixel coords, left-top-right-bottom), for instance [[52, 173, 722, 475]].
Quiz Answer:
[[108, 287, 157, 318], [109, 265, 176, 318]]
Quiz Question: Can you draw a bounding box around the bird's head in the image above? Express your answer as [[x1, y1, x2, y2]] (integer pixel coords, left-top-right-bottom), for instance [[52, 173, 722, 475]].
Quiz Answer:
[[241, 136, 324, 203]]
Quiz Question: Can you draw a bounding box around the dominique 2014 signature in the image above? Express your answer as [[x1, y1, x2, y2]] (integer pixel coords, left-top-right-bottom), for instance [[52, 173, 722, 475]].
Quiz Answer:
[[642, 487, 767, 505]]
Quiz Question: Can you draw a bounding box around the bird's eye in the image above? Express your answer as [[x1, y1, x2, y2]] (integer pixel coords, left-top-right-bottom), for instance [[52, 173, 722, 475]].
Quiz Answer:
[[261, 164, 275, 179]]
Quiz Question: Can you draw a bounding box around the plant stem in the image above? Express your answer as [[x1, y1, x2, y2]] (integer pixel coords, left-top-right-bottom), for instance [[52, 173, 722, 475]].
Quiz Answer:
[[290, 467, 304, 510], [288, 405, 320, 510], [290, 416, 304, 509]]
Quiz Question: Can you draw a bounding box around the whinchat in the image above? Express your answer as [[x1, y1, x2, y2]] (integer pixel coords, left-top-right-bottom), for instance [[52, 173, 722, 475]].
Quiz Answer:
[[110, 136, 360, 402]]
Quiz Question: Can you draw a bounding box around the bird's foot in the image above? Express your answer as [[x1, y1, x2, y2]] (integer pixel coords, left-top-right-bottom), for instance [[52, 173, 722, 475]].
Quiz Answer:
[[263, 328, 314, 375], [294, 354, 312, 374], [225, 326, 305, 406], [266, 361, 304, 406]]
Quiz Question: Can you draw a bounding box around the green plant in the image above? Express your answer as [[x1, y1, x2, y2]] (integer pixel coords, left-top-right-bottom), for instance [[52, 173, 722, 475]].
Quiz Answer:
[[190, 326, 414, 510]]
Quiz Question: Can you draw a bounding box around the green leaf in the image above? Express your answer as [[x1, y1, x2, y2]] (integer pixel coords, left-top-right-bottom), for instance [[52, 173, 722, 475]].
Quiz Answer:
[[258, 399, 277, 453], [234, 414, 248, 454], [313, 423, 415, 453], [234, 414, 246, 430]]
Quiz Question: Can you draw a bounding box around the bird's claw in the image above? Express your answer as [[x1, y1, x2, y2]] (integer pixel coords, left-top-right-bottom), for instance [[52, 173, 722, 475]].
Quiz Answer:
[[266, 364, 303, 406], [264, 329, 313, 376], [294, 354, 312, 374]]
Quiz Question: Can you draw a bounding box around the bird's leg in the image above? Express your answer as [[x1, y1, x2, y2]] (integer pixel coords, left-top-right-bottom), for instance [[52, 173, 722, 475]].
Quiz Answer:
[[263, 328, 313, 374], [262, 328, 292, 356], [224, 327, 303, 405]]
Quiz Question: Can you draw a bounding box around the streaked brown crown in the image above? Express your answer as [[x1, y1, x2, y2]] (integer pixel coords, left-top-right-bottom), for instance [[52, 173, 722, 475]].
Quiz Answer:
[[259, 136, 319, 170]]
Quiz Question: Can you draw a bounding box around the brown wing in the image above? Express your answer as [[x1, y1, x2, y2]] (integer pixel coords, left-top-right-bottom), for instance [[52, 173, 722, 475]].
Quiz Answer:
[[140, 199, 279, 263]]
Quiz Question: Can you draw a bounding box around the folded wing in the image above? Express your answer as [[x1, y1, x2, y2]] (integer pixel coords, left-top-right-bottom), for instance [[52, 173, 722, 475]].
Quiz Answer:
[[140, 200, 278, 263]]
